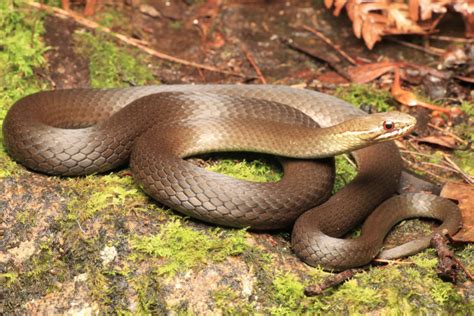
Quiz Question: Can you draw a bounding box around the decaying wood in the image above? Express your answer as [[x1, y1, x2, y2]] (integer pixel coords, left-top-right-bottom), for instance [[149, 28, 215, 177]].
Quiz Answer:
[[431, 232, 461, 283], [28, 1, 245, 78]]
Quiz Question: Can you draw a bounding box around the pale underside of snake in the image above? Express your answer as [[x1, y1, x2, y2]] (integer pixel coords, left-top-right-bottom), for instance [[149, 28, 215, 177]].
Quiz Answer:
[[3, 85, 462, 270]]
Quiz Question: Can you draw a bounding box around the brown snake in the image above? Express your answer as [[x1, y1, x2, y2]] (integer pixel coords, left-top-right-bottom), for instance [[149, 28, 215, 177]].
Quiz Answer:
[[3, 85, 462, 270]]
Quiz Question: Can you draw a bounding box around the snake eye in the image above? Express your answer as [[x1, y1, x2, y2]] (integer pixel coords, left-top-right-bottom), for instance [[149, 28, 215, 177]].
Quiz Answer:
[[383, 120, 394, 130]]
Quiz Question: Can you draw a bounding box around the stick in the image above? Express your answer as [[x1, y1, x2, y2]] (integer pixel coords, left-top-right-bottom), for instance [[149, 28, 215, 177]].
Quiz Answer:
[[304, 269, 364, 296], [442, 154, 474, 184], [387, 38, 444, 56], [427, 123, 468, 145], [283, 38, 352, 82], [401, 157, 447, 182], [241, 45, 267, 84], [429, 35, 474, 43], [302, 25, 357, 65], [27, 1, 245, 78]]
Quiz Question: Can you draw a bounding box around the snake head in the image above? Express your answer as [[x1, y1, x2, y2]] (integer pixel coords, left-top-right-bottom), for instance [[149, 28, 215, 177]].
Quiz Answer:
[[341, 111, 416, 143]]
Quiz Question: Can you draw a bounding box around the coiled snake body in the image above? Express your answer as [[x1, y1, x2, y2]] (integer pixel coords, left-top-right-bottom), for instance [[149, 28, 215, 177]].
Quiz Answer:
[[3, 85, 462, 270]]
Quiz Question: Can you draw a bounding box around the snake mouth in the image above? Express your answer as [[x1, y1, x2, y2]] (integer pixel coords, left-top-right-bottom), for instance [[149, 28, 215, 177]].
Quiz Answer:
[[373, 123, 415, 141]]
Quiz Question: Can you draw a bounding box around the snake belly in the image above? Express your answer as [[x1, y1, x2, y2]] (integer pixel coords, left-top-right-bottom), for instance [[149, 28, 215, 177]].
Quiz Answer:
[[3, 85, 462, 270]]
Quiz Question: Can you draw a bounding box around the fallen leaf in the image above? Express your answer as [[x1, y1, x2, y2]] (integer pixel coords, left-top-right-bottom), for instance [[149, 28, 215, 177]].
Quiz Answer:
[[333, 0, 349, 16], [316, 71, 350, 84], [348, 61, 396, 83], [387, 3, 426, 33], [391, 68, 452, 114], [325, 0, 334, 9], [409, 0, 420, 21], [417, 135, 458, 149], [441, 182, 474, 242]]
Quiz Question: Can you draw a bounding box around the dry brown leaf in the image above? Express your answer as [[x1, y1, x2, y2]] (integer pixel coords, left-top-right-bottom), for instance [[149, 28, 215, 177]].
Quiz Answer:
[[388, 4, 426, 33], [326, 0, 474, 48], [441, 182, 474, 242], [333, 0, 349, 16], [417, 135, 458, 149], [391, 68, 452, 113], [348, 61, 397, 83], [362, 14, 387, 49], [409, 0, 420, 21], [325, 0, 334, 9], [316, 71, 350, 84], [353, 3, 388, 39]]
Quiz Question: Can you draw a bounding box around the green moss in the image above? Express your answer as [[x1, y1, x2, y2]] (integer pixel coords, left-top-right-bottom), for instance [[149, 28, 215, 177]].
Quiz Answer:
[[0, 1, 49, 178], [336, 84, 395, 112], [130, 274, 167, 315], [129, 219, 248, 276], [96, 9, 128, 29], [169, 20, 183, 30], [15, 209, 35, 226], [270, 272, 306, 315], [73, 31, 156, 88], [0, 272, 19, 287], [334, 154, 357, 193], [460, 100, 474, 117], [21, 241, 68, 293], [207, 157, 282, 182], [66, 174, 148, 222], [212, 286, 256, 315]]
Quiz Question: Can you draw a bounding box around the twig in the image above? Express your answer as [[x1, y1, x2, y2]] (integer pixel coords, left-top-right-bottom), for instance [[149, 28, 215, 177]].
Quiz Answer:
[[428, 123, 468, 145], [387, 37, 444, 56], [241, 45, 267, 84], [342, 153, 356, 168], [401, 157, 447, 182], [442, 154, 474, 184], [420, 162, 460, 174], [429, 35, 474, 43], [399, 150, 436, 159], [27, 1, 245, 78], [302, 25, 356, 65], [453, 258, 474, 281], [76, 219, 86, 234], [283, 38, 352, 81], [304, 269, 364, 296]]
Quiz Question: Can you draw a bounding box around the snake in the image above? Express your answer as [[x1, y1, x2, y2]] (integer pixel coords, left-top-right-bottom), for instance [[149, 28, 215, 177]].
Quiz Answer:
[[3, 85, 462, 270]]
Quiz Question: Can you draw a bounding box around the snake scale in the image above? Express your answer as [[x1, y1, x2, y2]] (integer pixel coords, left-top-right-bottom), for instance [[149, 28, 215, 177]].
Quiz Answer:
[[3, 85, 462, 270]]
